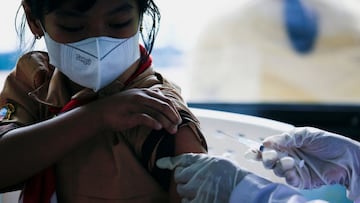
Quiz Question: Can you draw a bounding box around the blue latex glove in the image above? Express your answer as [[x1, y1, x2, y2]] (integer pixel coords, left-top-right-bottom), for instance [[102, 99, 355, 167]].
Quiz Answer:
[[156, 153, 249, 203], [261, 127, 360, 201]]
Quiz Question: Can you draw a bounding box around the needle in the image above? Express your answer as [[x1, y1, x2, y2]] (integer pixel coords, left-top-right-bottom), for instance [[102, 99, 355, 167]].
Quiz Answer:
[[216, 130, 264, 151], [216, 130, 304, 168]]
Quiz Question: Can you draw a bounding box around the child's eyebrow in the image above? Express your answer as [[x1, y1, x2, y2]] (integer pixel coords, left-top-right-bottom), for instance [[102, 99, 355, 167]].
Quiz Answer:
[[54, 9, 84, 18], [54, 3, 134, 18], [106, 3, 134, 16]]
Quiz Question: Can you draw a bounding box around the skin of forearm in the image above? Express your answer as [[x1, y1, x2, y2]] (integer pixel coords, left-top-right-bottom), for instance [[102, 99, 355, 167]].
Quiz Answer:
[[0, 105, 101, 189]]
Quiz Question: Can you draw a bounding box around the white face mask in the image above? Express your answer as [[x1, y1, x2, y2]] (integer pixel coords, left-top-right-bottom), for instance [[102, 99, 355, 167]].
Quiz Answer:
[[43, 31, 140, 91]]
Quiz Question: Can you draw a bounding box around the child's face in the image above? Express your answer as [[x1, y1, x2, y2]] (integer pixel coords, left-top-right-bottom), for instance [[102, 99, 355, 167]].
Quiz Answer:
[[42, 0, 140, 43]]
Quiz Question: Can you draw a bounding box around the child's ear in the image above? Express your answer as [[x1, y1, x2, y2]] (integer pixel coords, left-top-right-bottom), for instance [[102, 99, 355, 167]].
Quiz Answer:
[[22, 2, 44, 38]]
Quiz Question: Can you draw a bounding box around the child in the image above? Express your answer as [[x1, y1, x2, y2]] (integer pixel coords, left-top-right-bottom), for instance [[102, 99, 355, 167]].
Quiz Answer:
[[0, 0, 207, 202]]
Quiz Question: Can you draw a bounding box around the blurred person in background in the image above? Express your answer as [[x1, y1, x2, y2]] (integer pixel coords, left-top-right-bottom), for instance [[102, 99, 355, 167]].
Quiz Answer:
[[189, 0, 360, 103]]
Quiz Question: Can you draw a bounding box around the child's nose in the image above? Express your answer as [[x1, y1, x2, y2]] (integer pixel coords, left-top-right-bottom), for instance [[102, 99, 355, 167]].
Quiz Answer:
[[87, 22, 107, 38]]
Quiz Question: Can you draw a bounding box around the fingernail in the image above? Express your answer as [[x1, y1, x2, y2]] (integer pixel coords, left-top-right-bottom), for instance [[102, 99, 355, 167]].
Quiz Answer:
[[177, 118, 182, 125], [280, 157, 295, 170], [262, 141, 272, 148], [262, 150, 278, 161], [171, 125, 178, 134], [156, 123, 162, 130]]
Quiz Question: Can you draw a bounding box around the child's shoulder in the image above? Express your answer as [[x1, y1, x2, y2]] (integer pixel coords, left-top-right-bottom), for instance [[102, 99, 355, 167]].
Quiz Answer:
[[14, 51, 55, 88], [17, 51, 51, 69]]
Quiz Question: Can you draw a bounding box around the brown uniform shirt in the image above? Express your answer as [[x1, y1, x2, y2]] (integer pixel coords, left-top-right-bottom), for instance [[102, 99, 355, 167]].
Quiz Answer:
[[0, 51, 207, 202]]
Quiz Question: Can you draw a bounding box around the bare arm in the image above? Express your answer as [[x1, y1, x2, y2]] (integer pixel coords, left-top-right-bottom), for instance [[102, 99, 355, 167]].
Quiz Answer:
[[169, 126, 207, 202]]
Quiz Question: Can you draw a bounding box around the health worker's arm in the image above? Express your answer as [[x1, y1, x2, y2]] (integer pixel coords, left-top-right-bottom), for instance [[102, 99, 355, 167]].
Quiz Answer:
[[157, 153, 329, 203], [230, 173, 328, 203]]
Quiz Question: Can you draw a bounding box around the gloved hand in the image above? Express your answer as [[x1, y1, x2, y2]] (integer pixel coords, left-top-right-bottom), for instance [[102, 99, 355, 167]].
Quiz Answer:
[[261, 127, 360, 201], [156, 153, 249, 203]]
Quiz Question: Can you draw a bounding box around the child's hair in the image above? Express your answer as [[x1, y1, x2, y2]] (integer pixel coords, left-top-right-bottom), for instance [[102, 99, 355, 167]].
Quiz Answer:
[[16, 0, 161, 53]]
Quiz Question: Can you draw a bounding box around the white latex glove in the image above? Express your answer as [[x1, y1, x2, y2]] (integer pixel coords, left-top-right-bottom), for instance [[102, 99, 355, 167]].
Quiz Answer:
[[261, 127, 360, 201], [156, 153, 249, 203]]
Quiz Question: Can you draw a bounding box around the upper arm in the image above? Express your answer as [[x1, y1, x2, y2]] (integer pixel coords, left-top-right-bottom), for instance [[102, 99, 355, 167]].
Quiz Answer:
[[169, 110, 208, 202], [169, 124, 208, 202], [174, 122, 207, 155], [136, 109, 207, 202]]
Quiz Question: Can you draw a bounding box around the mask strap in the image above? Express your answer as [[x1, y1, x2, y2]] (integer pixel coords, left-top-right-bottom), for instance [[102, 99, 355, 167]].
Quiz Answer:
[[35, 21, 46, 39], [38, 22, 46, 32]]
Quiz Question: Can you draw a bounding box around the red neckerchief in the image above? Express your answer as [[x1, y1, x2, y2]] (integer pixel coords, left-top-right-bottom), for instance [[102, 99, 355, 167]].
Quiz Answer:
[[20, 45, 152, 203], [125, 45, 152, 86]]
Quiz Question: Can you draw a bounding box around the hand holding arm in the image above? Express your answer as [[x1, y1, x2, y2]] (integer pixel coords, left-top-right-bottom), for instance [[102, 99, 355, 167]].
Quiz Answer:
[[92, 88, 182, 134]]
